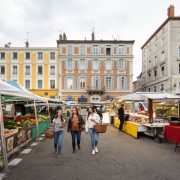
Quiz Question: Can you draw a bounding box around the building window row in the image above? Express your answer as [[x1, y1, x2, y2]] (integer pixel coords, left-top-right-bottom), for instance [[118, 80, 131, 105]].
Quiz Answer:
[[0, 65, 56, 76], [147, 65, 165, 82], [0, 52, 56, 60], [64, 76, 126, 90], [61, 44, 129, 55], [25, 79, 56, 89], [148, 84, 165, 92], [65, 59, 126, 70]]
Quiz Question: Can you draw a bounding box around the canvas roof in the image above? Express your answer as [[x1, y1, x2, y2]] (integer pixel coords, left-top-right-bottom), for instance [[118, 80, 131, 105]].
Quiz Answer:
[[0, 79, 34, 100], [7, 80, 47, 102], [117, 92, 180, 102]]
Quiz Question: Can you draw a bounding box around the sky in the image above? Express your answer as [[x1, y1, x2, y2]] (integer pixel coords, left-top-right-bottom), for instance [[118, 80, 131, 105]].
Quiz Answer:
[[1, 0, 180, 81]]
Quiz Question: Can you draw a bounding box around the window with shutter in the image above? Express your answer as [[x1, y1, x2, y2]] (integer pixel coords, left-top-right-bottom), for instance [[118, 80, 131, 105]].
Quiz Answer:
[[93, 59, 99, 69], [0, 65, 5, 75], [50, 80, 55, 89], [66, 77, 74, 89], [106, 59, 111, 70], [25, 80, 30, 89], [13, 65, 18, 75], [79, 77, 86, 90], [25, 65, 30, 75]]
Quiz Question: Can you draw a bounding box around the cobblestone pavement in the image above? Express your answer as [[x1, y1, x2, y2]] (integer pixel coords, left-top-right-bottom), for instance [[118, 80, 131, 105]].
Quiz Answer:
[[4, 125, 180, 180]]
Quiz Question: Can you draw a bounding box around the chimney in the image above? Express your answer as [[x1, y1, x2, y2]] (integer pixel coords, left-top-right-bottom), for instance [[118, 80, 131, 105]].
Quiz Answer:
[[59, 34, 63, 40], [167, 5, 175, 18], [63, 33, 67, 40], [92, 31, 95, 41], [25, 41, 29, 48]]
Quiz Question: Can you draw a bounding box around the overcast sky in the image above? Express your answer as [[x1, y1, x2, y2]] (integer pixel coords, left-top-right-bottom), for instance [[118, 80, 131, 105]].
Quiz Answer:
[[1, 0, 180, 80]]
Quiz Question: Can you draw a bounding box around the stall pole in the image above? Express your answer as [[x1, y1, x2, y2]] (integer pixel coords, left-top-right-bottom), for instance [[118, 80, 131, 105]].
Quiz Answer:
[[178, 101, 180, 118], [33, 100, 39, 140], [0, 94, 10, 178], [148, 98, 153, 123], [46, 102, 51, 127], [132, 102, 135, 113]]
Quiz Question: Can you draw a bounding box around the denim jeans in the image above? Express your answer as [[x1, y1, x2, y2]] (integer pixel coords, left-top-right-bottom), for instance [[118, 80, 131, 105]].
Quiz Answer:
[[88, 128, 99, 150], [71, 131, 81, 150], [54, 130, 64, 154]]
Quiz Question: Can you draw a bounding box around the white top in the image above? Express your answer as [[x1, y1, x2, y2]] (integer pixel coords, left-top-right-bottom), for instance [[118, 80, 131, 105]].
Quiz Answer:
[[86, 112, 100, 128], [53, 118, 65, 132]]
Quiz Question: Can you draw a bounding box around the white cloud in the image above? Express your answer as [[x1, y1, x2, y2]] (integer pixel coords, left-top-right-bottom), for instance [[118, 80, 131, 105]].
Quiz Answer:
[[1, 0, 180, 80]]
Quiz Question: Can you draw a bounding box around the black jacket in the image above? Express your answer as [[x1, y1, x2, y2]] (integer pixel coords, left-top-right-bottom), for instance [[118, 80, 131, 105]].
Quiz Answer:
[[118, 107, 124, 122], [96, 109, 103, 120]]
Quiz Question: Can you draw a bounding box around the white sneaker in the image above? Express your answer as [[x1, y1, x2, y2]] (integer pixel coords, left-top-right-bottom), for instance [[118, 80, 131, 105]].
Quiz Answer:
[[92, 150, 95, 155], [95, 147, 98, 153]]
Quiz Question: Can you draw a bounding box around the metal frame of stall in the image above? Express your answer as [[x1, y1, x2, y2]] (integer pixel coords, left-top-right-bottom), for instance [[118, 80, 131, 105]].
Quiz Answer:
[[0, 80, 36, 178], [0, 80, 49, 178], [116, 92, 180, 140]]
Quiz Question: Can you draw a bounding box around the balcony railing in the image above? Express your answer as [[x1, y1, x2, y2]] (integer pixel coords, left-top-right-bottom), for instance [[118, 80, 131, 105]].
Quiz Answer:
[[87, 86, 105, 95]]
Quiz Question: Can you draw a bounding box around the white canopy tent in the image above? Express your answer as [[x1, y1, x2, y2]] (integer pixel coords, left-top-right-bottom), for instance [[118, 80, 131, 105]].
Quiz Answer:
[[0, 79, 35, 100], [117, 92, 180, 102], [0, 79, 36, 178], [116, 92, 180, 122], [7, 80, 48, 103]]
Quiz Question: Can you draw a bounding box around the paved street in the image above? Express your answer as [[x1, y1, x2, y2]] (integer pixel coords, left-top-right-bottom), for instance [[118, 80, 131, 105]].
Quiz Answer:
[[5, 125, 180, 180]]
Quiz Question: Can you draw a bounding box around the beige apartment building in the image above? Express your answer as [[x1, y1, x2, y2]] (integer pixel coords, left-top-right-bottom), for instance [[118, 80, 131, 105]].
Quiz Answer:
[[136, 5, 180, 94], [0, 43, 59, 99], [57, 33, 134, 103]]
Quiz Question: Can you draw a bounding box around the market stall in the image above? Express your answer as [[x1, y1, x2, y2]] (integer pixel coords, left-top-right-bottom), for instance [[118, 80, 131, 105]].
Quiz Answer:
[[7, 80, 49, 139], [114, 92, 180, 140], [0, 80, 53, 177], [0, 79, 35, 177]]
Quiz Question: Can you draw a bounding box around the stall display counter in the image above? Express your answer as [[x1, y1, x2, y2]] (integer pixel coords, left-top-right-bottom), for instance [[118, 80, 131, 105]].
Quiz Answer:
[[164, 125, 180, 151], [143, 122, 169, 143], [0, 126, 32, 169], [31, 120, 51, 139], [113, 117, 147, 138]]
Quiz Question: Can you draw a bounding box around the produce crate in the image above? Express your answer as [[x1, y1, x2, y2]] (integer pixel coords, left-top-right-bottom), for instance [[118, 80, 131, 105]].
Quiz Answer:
[[31, 121, 51, 139], [45, 120, 51, 128]]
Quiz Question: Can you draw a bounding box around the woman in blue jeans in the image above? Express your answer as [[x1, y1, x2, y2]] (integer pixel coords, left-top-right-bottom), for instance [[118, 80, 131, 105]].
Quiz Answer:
[[52, 110, 65, 156], [86, 107, 100, 155], [67, 108, 84, 153]]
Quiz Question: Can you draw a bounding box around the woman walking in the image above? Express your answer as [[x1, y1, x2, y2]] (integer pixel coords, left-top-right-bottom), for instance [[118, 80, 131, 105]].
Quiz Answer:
[[68, 108, 84, 153], [86, 106, 100, 155], [52, 110, 65, 156]]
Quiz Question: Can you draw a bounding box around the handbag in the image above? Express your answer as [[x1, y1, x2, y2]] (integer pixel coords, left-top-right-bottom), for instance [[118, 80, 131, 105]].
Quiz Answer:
[[93, 123, 107, 133], [45, 127, 54, 138]]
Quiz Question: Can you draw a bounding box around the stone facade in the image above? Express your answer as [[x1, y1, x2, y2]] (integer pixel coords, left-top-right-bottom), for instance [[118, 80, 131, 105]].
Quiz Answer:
[[135, 5, 180, 94], [57, 34, 134, 103]]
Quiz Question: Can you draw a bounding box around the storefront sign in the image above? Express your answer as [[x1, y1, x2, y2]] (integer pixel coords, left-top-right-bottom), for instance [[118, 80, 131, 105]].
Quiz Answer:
[[7, 138, 32, 157], [6, 136, 14, 152]]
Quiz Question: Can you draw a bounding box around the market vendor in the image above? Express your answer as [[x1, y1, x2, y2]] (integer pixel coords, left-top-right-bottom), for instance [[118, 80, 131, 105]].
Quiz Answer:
[[15, 112, 22, 123]]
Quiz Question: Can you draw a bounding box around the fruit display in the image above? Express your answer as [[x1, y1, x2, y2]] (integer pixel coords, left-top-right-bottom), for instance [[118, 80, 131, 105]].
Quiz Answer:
[[4, 128, 18, 138], [38, 114, 49, 120], [4, 121, 23, 130]]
